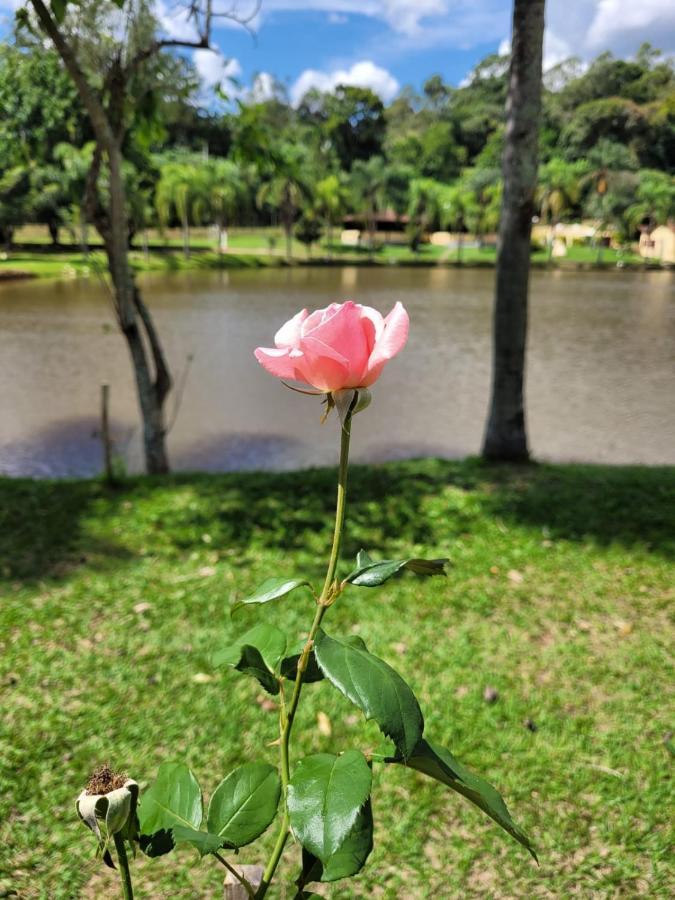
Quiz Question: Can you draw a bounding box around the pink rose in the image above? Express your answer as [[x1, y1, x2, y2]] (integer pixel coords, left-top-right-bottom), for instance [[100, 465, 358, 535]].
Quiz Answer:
[[254, 300, 409, 393]]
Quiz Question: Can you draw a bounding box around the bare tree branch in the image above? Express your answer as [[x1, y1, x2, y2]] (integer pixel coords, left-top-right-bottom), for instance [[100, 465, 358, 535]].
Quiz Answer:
[[124, 0, 262, 76], [133, 287, 173, 404], [30, 0, 117, 153]]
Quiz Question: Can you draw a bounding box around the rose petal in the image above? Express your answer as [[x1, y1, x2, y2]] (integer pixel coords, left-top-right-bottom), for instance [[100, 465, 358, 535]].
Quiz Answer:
[[358, 305, 385, 355], [275, 309, 308, 349], [302, 301, 370, 386], [254, 347, 301, 381], [362, 302, 409, 385], [298, 339, 350, 392]]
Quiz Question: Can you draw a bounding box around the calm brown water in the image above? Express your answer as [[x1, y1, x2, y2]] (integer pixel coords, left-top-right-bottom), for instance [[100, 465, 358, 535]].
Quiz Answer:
[[0, 266, 673, 476]]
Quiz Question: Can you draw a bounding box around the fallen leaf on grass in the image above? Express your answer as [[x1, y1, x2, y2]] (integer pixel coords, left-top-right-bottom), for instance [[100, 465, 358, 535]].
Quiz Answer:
[[317, 711, 332, 736]]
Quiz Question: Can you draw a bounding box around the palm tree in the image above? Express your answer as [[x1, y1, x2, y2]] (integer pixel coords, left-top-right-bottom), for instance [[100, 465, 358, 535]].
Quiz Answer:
[[256, 144, 309, 260], [349, 156, 390, 258], [536, 158, 587, 258], [464, 167, 502, 247], [407, 178, 443, 250], [156, 159, 207, 259], [439, 182, 479, 263], [627, 170, 675, 232], [205, 159, 244, 253], [314, 173, 348, 256], [52, 142, 96, 247], [482, 0, 545, 462]]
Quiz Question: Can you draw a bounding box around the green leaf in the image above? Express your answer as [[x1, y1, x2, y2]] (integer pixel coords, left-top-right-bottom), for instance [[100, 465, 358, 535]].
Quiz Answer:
[[138, 829, 173, 857], [280, 644, 324, 683], [346, 551, 448, 587], [207, 763, 281, 847], [232, 577, 312, 615], [172, 826, 229, 856], [50, 0, 67, 23], [138, 763, 202, 857], [212, 623, 287, 695], [355, 549, 373, 568], [389, 739, 537, 861], [300, 800, 374, 883], [314, 629, 423, 760], [288, 751, 372, 864]]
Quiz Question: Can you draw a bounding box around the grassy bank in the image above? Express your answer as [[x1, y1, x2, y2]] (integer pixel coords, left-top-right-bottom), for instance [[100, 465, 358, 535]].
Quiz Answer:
[[1, 459, 673, 897], [1, 226, 659, 282]]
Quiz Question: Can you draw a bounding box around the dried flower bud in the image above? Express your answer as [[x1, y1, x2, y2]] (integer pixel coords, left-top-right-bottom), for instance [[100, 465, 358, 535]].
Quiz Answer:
[[76, 765, 138, 867]]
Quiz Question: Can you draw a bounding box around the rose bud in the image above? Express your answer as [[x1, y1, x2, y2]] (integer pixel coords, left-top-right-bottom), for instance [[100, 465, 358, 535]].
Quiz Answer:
[[76, 765, 139, 867], [254, 300, 409, 394]]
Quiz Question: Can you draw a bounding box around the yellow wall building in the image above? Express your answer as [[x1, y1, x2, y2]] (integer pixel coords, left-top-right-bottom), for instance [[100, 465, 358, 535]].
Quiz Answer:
[[639, 224, 675, 264]]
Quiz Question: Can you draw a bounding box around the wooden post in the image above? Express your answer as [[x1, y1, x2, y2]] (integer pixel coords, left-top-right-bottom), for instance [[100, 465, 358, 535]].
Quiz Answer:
[[223, 865, 264, 899], [101, 383, 113, 483]]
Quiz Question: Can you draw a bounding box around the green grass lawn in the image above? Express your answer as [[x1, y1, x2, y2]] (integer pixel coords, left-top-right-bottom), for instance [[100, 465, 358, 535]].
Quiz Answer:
[[2, 226, 658, 282], [1, 459, 673, 898]]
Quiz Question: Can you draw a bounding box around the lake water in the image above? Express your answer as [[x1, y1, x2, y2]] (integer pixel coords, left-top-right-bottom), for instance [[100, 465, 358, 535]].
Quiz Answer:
[[0, 266, 673, 477]]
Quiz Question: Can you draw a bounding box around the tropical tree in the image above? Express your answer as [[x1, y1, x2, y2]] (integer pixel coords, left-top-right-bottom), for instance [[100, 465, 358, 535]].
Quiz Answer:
[[407, 177, 443, 249], [0, 167, 28, 248], [483, 0, 545, 462], [349, 156, 390, 256], [24, 0, 253, 474], [463, 167, 503, 247], [256, 144, 310, 260], [314, 173, 348, 253], [584, 170, 641, 248], [439, 182, 479, 263], [52, 142, 97, 246], [627, 169, 675, 229], [205, 159, 245, 253], [155, 158, 205, 258], [536, 158, 588, 256], [295, 211, 323, 257]]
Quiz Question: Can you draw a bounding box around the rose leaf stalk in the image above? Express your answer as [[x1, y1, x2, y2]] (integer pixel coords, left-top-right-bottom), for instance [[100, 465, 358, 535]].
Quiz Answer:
[[256, 396, 356, 899]]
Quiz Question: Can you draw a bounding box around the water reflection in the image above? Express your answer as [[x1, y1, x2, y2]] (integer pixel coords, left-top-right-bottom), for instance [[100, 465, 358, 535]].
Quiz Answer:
[[0, 266, 673, 477]]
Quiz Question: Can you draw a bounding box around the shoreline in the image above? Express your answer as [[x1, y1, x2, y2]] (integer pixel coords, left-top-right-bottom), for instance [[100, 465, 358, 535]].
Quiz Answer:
[[0, 246, 669, 283]]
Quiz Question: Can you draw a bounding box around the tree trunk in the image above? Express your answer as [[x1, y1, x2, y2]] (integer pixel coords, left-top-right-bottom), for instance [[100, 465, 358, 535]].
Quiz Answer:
[[283, 206, 293, 260], [183, 214, 190, 259], [48, 220, 60, 246], [29, 0, 172, 475], [0, 226, 13, 250], [107, 147, 171, 474], [482, 0, 545, 462]]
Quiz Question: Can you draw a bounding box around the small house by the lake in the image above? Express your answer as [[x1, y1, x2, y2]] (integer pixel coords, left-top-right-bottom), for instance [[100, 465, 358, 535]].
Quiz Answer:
[[639, 223, 675, 264]]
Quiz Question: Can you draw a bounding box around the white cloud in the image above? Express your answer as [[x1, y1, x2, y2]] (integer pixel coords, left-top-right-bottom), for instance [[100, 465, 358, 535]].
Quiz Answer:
[[290, 59, 400, 105], [154, 0, 200, 42], [497, 37, 510, 57], [497, 30, 573, 72], [250, 72, 278, 102], [587, 0, 675, 50], [264, 1, 675, 58], [328, 12, 348, 25], [265, 0, 448, 37], [194, 50, 242, 88]]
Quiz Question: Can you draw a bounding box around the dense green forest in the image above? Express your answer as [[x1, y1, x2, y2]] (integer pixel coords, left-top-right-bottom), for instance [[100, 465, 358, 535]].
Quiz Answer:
[[1, 36, 673, 252]]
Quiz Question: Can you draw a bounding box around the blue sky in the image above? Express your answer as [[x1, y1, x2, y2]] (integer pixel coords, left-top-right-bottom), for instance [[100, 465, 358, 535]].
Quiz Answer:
[[205, 7, 505, 97], [180, 0, 675, 104], [3, 1, 674, 104]]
